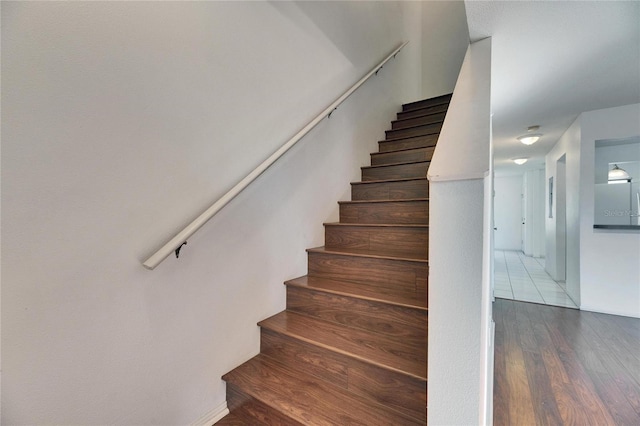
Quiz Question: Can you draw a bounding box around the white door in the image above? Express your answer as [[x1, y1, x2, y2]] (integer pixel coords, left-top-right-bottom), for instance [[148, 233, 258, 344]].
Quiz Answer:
[[494, 175, 524, 251]]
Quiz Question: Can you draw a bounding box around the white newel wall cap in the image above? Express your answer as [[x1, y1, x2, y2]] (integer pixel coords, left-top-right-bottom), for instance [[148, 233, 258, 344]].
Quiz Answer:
[[427, 38, 491, 183]]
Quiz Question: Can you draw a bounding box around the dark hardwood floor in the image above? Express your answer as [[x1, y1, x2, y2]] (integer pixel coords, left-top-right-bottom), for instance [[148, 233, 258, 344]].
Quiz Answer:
[[494, 299, 640, 426]]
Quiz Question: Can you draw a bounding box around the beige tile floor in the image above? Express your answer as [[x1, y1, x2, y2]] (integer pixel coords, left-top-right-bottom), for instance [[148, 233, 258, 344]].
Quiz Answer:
[[494, 250, 578, 309]]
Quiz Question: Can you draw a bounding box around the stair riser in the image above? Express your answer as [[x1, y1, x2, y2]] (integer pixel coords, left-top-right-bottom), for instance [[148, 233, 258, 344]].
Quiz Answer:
[[226, 384, 303, 425], [286, 286, 428, 341], [261, 330, 427, 422], [307, 251, 428, 298], [379, 134, 438, 152], [325, 225, 428, 258], [402, 94, 451, 112], [340, 200, 429, 224], [371, 147, 434, 166], [397, 103, 448, 120], [391, 112, 446, 130], [351, 179, 428, 201], [386, 122, 442, 140], [362, 162, 428, 181]]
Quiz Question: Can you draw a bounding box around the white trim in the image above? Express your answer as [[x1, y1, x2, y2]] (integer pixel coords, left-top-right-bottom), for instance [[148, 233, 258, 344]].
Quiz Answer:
[[428, 171, 487, 182], [190, 401, 229, 426], [579, 304, 640, 319]]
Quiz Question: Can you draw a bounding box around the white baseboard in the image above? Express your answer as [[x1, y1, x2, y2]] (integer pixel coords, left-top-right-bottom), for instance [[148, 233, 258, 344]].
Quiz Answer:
[[191, 401, 229, 426], [580, 304, 640, 319]]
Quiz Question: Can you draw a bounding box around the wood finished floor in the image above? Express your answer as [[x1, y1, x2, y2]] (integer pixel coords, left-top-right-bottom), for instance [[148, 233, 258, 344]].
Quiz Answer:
[[494, 299, 640, 426]]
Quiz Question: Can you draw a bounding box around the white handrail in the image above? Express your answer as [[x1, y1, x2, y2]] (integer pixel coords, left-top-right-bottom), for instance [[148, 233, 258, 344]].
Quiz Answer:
[[143, 41, 409, 270]]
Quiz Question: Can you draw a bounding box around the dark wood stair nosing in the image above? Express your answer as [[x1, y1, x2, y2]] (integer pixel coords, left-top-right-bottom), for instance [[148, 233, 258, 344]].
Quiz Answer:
[[223, 354, 425, 425], [381, 131, 440, 143], [371, 146, 434, 156], [402, 93, 452, 111], [306, 246, 429, 264], [257, 311, 427, 381], [386, 122, 442, 134], [393, 109, 447, 123], [402, 100, 450, 112], [284, 275, 428, 311], [323, 222, 429, 228], [338, 197, 429, 204], [391, 116, 445, 129], [350, 176, 428, 186], [361, 160, 430, 170], [397, 104, 449, 120]]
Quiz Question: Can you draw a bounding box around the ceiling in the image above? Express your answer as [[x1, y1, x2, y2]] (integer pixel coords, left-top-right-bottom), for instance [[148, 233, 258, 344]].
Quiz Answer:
[[464, 1, 640, 176]]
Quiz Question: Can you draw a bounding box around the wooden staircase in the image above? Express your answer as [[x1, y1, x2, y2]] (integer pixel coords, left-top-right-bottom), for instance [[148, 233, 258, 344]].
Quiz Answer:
[[218, 94, 451, 425]]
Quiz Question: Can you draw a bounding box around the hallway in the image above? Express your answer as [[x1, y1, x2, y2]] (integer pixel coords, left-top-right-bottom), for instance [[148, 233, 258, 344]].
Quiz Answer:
[[494, 250, 577, 309]]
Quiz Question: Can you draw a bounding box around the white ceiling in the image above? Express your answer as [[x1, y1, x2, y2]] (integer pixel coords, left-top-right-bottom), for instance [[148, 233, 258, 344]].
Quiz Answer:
[[464, 1, 640, 176]]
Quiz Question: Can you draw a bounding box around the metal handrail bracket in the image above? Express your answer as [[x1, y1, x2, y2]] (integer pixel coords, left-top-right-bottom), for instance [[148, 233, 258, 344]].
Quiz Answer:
[[143, 41, 409, 270]]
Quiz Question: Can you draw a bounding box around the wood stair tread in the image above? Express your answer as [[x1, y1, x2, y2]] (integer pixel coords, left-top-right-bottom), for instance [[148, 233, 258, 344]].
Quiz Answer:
[[386, 122, 441, 133], [307, 246, 428, 263], [285, 275, 428, 310], [371, 146, 433, 156], [351, 176, 427, 185], [222, 354, 424, 425], [382, 131, 440, 142], [379, 134, 439, 144], [258, 311, 427, 379], [402, 93, 452, 111], [393, 109, 446, 123], [391, 114, 445, 129], [338, 197, 428, 204], [324, 222, 429, 228], [361, 160, 430, 170]]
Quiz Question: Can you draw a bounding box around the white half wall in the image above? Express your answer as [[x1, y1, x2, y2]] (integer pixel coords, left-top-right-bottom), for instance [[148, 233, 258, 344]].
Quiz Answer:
[[1, 2, 423, 424], [494, 175, 523, 251], [427, 37, 492, 425]]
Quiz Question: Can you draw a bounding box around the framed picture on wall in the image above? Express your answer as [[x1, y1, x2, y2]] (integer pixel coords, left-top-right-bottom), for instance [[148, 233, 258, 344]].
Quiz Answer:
[[549, 177, 553, 218]]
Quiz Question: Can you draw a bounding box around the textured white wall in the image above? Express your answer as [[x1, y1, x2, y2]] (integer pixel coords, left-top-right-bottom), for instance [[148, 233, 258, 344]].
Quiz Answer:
[[523, 169, 546, 258], [420, 0, 470, 101], [428, 180, 485, 424], [427, 38, 492, 425], [494, 175, 523, 251], [545, 120, 581, 300], [579, 104, 640, 318], [1, 2, 423, 424], [546, 103, 640, 317]]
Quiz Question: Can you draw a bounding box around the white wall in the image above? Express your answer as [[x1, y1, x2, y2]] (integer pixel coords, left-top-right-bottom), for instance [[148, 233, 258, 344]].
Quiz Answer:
[[1, 2, 425, 424], [494, 175, 522, 251], [546, 103, 640, 317], [579, 104, 640, 318], [546, 120, 581, 300], [420, 0, 470, 101], [523, 169, 546, 258], [427, 38, 492, 425]]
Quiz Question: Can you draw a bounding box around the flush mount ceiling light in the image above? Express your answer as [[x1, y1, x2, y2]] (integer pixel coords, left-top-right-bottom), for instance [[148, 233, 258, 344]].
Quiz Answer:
[[608, 164, 631, 184], [513, 158, 528, 165], [517, 125, 542, 145]]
